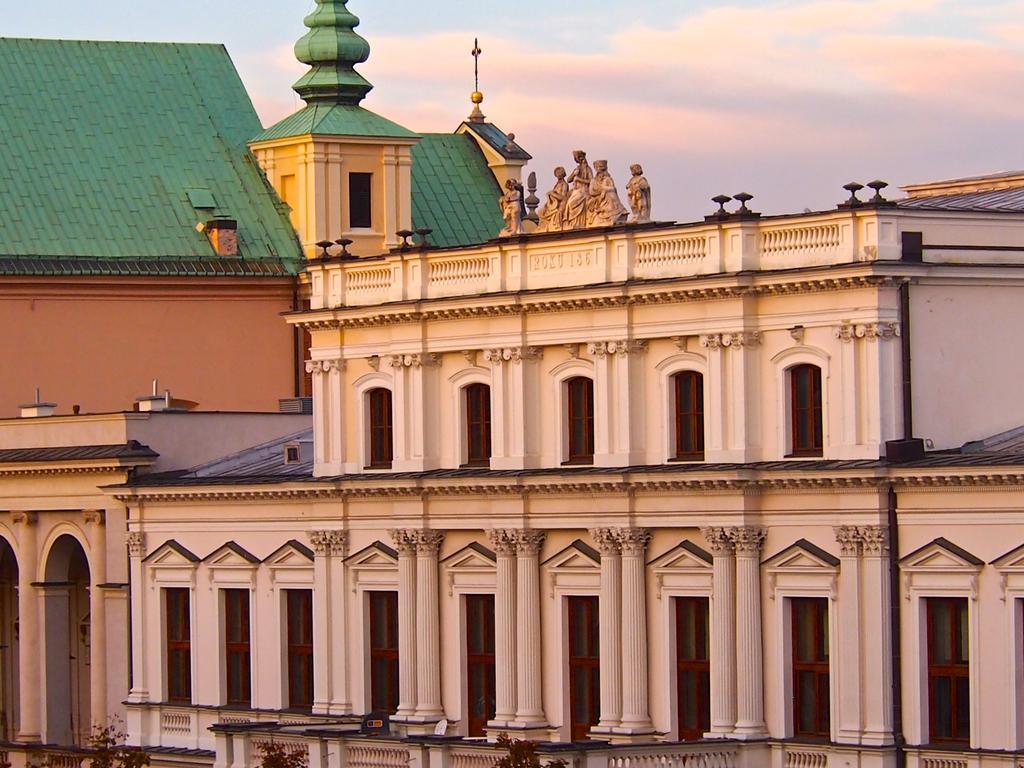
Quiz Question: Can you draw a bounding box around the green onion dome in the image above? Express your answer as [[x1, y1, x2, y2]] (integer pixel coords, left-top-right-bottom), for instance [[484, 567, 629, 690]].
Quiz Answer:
[[292, 0, 373, 105]]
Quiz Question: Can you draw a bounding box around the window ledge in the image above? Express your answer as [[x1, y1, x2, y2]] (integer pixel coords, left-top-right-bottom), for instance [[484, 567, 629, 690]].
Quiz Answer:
[[561, 458, 594, 466], [668, 455, 705, 463]]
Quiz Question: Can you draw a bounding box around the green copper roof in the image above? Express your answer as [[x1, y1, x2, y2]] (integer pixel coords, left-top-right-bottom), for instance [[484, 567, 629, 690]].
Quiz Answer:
[[293, 0, 373, 105], [253, 103, 417, 142], [0, 38, 302, 276], [412, 134, 503, 248]]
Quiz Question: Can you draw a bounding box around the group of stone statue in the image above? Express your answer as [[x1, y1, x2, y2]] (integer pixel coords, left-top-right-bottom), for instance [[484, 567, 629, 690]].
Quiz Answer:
[[499, 150, 652, 237]]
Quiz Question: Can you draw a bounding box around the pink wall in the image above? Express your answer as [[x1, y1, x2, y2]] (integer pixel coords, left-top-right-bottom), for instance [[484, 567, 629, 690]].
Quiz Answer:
[[0, 277, 300, 417]]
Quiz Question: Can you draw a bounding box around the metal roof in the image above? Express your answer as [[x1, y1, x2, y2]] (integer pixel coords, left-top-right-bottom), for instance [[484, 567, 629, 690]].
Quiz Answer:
[[0, 442, 158, 464], [897, 187, 1024, 213]]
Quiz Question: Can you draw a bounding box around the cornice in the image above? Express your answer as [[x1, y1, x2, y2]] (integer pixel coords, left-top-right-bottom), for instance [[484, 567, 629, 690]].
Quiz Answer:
[[0, 461, 148, 477]]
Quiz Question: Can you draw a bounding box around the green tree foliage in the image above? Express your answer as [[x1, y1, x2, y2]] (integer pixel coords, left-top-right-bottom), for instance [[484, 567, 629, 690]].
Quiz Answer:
[[256, 741, 307, 768], [492, 735, 567, 768]]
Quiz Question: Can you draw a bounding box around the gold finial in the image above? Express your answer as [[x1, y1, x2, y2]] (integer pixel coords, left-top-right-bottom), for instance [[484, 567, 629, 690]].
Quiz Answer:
[[469, 37, 485, 122]]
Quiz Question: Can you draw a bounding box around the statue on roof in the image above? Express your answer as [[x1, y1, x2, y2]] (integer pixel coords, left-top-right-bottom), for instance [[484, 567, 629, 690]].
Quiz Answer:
[[536, 167, 569, 233], [499, 178, 524, 237], [627, 163, 652, 223], [587, 160, 629, 228], [563, 150, 593, 230]]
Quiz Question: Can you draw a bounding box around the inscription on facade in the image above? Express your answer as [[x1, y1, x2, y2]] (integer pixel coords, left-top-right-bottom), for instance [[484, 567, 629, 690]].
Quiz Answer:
[[530, 251, 596, 271]]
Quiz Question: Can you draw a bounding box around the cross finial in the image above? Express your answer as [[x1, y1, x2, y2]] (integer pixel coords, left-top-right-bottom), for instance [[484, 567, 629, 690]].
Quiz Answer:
[[468, 37, 486, 122]]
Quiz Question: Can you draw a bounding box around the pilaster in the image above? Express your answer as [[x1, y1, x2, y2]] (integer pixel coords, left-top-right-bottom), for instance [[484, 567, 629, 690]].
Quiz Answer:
[[833, 525, 863, 743], [487, 530, 518, 730], [730, 526, 767, 739], [513, 530, 547, 730], [859, 526, 894, 746], [390, 530, 419, 720], [85, 510, 107, 728], [309, 530, 348, 715], [590, 528, 622, 733], [617, 527, 654, 738], [701, 527, 736, 737], [486, 347, 543, 470], [414, 531, 445, 724], [14, 512, 39, 741]]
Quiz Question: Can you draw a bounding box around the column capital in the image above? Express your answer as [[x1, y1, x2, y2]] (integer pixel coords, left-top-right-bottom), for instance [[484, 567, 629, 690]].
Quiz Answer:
[[513, 530, 545, 556], [414, 530, 445, 555], [309, 530, 348, 557], [728, 526, 766, 555], [484, 347, 543, 366], [487, 529, 519, 555], [859, 525, 890, 556], [701, 526, 735, 555], [11, 511, 36, 527], [833, 525, 863, 557], [589, 528, 621, 555], [127, 531, 146, 558], [305, 358, 345, 374], [616, 527, 652, 556], [390, 529, 419, 555], [83, 510, 105, 526]]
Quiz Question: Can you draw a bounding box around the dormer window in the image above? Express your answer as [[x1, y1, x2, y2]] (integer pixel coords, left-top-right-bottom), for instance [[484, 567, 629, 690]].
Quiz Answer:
[[284, 444, 301, 465], [349, 173, 372, 229]]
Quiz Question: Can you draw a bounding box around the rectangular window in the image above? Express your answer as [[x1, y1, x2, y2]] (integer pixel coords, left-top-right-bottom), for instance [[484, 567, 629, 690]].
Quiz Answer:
[[567, 595, 600, 741], [465, 384, 492, 466], [369, 591, 399, 713], [286, 589, 314, 710], [673, 372, 705, 460], [466, 594, 496, 736], [368, 388, 393, 469], [224, 589, 251, 706], [927, 597, 969, 743], [566, 377, 595, 464], [349, 172, 373, 229], [165, 587, 191, 703], [675, 597, 710, 740], [790, 365, 823, 457], [792, 597, 830, 738]]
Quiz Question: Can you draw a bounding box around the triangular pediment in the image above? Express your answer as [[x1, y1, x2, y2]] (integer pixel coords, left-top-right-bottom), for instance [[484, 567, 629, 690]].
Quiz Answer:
[[649, 540, 713, 570], [901, 538, 982, 571], [992, 542, 1024, 570], [143, 539, 199, 565], [763, 539, 840, 570], [345, 541, 398, 568], [203, 542, 259, 568], [542, 540, 600, 570], [263, 539, 315, 567], [441, 542, 496, 570]]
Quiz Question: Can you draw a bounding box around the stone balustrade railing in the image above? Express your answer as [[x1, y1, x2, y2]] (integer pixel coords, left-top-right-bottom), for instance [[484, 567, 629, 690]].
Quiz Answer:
[[307, 209, 906, 310]]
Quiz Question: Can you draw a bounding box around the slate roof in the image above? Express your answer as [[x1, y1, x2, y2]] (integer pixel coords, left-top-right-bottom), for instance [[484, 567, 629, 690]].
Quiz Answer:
[[411, 133, 504, 248], [898, 187, 1024, 213], [459, 121, 532, 162], [0, 442, 158, 464], [253, 103, 417, 143], [0, 38, 302, 275]]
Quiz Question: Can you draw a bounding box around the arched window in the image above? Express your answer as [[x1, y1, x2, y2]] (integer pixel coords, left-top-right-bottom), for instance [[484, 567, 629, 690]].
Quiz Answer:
[[672, 371, 704, 460], [367, 388, 393, 469], [566, 376, 595, 464], [790, 364, 823, 456], [464, 383, 492, 467]]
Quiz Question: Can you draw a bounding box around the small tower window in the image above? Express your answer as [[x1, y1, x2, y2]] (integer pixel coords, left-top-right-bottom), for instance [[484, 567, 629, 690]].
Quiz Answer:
[[349, 173, 373, 229]]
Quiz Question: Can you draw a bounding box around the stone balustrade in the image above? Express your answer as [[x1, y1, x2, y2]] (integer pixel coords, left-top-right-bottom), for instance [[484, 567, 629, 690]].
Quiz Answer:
[[307, 209, 906, 310]]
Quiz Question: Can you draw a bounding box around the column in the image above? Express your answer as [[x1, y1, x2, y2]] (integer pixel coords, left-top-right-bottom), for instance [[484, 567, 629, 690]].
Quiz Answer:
[[86, 511, 107, 728], [618, 528, 654, 735], [700, 337, 728, 459], [730, 526, 767, 738], [388, 358, 411, 470], [724, 333, 760, 463], [309, 530, 334, 714], [126, 532, 148, 705], [328, 533, 351, 715], [834, 526, 863, 743], [487, 530, 517, 727], [308, 361, 327, 467], [701, 527, 736, 736], [391, 530, 418, 720], [514, 530, 546, 727], [611, 342, 648, 465], [414, 531, 445, 720], [590, 528, 622, 733], [14, 512, 40, 742], [859, 526, 894, 746], [484, 353, 511, 467], [588, 343, 615, 466], [327, 360, 346, 468]]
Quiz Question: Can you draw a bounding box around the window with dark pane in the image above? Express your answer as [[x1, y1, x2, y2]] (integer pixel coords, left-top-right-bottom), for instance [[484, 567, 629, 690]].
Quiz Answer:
[[567, 595, 600, 740], [465, 594, 496, 736], [368, 388, 393, 469], [465, 383, 492, 467], [927, 597, 969, 743], [369, 591, 399, 713], [165, 587, 191, 703], [791, 597, 830, 738], [286, 589, 313, 710], [566, 377, 595, 464], [349, 172, 372, 229], [673, 371, 705, 460], [675, 596, 710, 740], [224, 589, 251, 706], [790, 364, 823, 456]]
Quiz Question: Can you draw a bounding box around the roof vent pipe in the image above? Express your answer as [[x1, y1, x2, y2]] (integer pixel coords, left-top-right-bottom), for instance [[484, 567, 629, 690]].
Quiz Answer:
[[19, 387, 57, 418], [136, 380, 174, 412]]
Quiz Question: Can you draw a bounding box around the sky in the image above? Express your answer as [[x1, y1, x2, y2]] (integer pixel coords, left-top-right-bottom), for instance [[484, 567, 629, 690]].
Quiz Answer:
[[7, 0, 1024, 221]]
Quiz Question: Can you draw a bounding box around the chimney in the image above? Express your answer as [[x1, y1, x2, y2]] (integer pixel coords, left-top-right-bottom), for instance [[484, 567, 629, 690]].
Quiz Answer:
[[206, 216, 238, 257], [20, 387, 56, 418], [137, 380, 173, 412]]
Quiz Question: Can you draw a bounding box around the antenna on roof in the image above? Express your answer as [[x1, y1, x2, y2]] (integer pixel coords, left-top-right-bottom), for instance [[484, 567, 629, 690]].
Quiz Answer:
[[468, 38, 486, 123]]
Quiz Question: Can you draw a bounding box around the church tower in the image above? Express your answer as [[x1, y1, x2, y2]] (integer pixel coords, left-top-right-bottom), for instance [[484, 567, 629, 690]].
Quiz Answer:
[[249, 0, 418, 257]]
